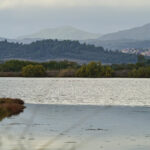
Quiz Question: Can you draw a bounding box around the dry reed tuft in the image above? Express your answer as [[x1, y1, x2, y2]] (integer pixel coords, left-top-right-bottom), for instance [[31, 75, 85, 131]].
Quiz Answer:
[[0, 98, 25, 121]]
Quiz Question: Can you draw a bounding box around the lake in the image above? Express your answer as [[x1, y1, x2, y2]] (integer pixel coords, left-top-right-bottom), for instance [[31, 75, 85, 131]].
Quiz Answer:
[[0, 78, 150, 106], [0, 78, 150, 150]]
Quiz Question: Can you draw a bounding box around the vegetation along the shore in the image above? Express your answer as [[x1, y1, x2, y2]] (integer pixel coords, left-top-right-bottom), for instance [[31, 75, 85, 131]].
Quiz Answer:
[[0, 55, 150, 77], [0, 98, 25, 121]]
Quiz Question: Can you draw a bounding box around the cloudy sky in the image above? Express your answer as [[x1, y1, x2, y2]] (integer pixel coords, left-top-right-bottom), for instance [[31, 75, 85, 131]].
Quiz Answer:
[[0, 0, 150, 38]]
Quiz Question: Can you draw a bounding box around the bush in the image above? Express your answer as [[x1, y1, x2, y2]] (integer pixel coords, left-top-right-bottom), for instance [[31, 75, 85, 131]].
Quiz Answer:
[[129, 67, 150, 78], [76, 65, 88, 77], [22, 65, 46, 77], [76, 62, 114, 77], [0, 60, 37, 72], [102, 66, 114, 77]]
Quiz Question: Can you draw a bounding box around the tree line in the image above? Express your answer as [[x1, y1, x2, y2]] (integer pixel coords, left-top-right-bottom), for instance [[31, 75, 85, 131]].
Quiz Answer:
[[0, 60, 79, 72], [0, 55, 150, 77], [0, 40, 137, 64]]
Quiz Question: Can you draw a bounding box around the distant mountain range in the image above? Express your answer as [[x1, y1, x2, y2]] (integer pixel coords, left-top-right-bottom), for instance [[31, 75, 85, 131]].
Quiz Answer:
[[85, 23, 150, 50], [99, 23, 150, 41], [18, 26, 101, 41], [16, 23, 150, 50], [1, 23, 150, 62]]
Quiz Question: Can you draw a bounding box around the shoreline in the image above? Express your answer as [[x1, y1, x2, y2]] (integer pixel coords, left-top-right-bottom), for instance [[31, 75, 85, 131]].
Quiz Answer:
[[0, 75, 150, 78], [25, 103, 150, 108]]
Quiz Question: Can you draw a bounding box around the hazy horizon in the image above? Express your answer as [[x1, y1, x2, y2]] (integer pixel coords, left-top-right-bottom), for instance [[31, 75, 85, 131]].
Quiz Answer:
[[0, 0, 150, 38]]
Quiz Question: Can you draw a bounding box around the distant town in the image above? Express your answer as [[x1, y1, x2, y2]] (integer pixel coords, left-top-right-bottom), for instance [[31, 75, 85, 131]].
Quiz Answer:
[[121, 48, 150, 56]]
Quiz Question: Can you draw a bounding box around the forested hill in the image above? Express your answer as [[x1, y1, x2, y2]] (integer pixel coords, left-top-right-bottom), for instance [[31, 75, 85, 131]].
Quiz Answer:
[[0, 40, 137, 64]]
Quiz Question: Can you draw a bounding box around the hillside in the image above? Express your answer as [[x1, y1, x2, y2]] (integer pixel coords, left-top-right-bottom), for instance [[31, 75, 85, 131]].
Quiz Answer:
[[18, 26, 101, 41], [0, 37, 6, 41], [99, 23, 150, 41], [84, 23, 150, 50], [85, 39, 150, 50], [0, 40, 137, 64]]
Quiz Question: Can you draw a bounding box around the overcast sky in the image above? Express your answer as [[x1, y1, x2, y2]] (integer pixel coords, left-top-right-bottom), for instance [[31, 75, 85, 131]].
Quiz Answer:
[[0, 0, 150, 38]]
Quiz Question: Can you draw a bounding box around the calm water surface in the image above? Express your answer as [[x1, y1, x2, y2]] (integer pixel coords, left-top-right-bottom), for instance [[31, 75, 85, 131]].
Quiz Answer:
[[0, 78, 150, 150], [0, 78, 150, 106], [0, 104, 150, 150]]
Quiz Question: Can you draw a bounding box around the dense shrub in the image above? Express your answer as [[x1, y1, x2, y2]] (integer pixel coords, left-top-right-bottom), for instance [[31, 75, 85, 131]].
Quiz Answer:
[[76, 62, 114, 77], [0, 60, 37, 72], [102, 66, 114, 77], [22, 65, 46, 77], [129, 66, 150, 78], [0, 60, 79, 72]]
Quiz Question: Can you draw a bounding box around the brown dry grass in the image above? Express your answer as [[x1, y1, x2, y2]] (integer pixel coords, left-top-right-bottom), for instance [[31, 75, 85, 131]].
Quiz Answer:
[[0, 98, 25, 121], [57, 69, 76, 77], [0, 72, 21, 77]]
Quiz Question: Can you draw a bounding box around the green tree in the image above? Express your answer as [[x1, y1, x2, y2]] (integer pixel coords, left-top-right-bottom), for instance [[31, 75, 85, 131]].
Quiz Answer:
[[76, 65, 87, 77], [86, 62, 102, 77], [129, 67, 150, 78], [22, 65, 46, 77], [128, 69, 138, 77], [103, 66, 114, 77], [76, 62, 114, 78], [137, 55, 146, 63]]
